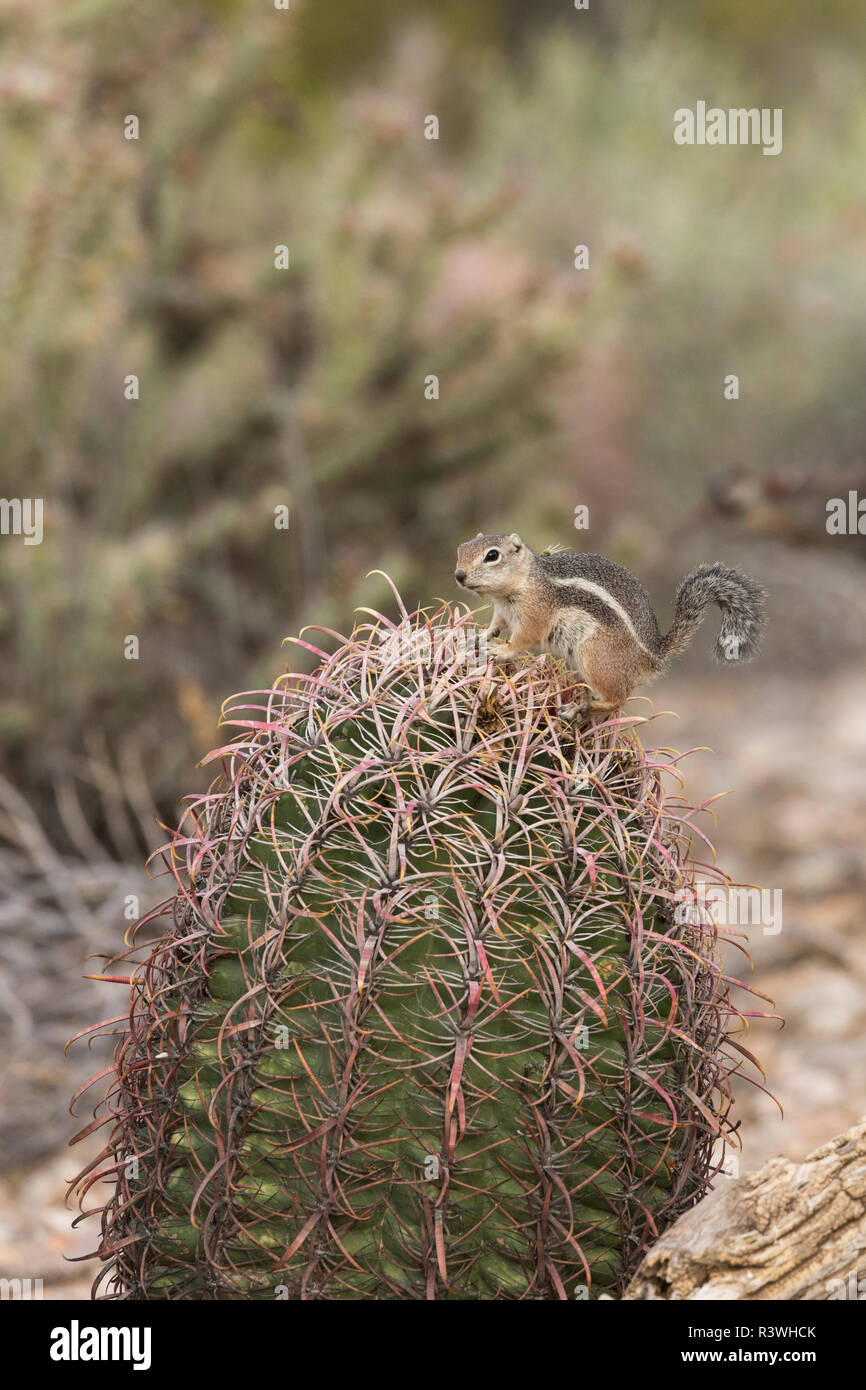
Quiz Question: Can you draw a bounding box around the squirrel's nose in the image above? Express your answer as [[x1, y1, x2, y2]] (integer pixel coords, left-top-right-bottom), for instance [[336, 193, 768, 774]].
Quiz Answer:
[[454, 569, 466, 585]]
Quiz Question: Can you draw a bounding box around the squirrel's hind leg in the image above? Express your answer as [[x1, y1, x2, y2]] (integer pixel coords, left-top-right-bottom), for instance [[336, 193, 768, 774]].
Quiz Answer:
[[579, 627, 649, 712]]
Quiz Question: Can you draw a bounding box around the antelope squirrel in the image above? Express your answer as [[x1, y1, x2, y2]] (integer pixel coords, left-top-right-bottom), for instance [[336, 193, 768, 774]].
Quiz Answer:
[[454, 532, 766, 712]]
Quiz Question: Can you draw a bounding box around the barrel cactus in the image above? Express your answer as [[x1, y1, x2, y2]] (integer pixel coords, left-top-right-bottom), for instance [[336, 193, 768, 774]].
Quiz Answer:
[[72, 591, 760, 1300]]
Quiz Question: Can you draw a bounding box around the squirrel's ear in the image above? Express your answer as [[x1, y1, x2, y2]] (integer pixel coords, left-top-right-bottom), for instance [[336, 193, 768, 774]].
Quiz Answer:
[[509, 532, 523, 550], [475, 531, 484, 539]]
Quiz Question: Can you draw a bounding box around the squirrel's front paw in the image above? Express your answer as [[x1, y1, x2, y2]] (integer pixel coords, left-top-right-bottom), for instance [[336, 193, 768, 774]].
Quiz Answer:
[[488, 642, 519, 662]]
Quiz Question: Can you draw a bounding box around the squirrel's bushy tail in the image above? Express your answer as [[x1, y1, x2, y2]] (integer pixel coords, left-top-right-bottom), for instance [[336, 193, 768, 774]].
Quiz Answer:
[[659, 562, 766, 666]]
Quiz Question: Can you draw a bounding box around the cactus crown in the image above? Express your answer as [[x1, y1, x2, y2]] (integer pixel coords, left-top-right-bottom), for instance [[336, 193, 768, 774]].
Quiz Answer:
[[72, 594, 762, 1300]]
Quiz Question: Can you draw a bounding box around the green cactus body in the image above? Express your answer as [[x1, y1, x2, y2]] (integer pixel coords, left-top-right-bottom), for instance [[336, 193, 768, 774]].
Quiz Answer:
[[73, 599, 753, 1300]]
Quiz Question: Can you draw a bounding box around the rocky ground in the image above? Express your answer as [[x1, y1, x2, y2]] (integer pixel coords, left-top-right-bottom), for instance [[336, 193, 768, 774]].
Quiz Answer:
[[0, 845, 162, 1299], [0, 1135, 105, 1300], [651, 665, 866, 1173], [1, 665, 863, 1298]]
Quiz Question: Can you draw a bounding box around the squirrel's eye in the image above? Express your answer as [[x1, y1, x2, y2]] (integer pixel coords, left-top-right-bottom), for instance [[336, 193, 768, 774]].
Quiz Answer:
[[484, 549, 500, 563]]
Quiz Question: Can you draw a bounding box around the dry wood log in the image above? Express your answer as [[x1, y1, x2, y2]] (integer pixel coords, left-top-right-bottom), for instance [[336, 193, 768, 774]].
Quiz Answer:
[[625, 1119, 866, 1300]]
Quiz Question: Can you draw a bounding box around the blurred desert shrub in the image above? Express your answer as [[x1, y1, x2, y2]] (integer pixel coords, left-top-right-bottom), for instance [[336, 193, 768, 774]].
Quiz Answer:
[[1, 0, 864, 849], [0, 1, 584, 844]]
